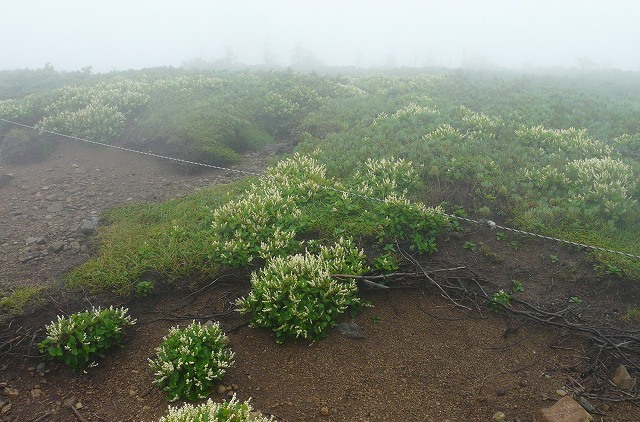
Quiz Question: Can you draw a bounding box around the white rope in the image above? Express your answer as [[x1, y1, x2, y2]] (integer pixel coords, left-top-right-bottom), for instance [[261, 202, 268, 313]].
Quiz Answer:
[[2, 117, 639, 261], [0, 119, 261, 177]]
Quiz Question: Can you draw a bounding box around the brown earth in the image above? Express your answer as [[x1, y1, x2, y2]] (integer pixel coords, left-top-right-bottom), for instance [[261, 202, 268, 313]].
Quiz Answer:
[[1, 139, 640, 421]]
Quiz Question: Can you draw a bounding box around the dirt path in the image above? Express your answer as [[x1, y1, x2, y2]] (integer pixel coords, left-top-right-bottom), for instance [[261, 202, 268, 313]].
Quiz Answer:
[[0, 140, 274, 291], [1, 140, 639, 421]]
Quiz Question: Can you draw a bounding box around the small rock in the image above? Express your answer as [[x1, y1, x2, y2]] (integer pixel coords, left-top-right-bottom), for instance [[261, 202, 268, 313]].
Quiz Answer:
[[75, 401, 83, 409], [555, 388, 567, 397], [320, 406, 330, 417], [31, 388, 42, 398], [336, 321, 365, 339], [612, 364, 636, 390], [217, 385, 227, 394], [492, 411, 505, 421], [79, 216, 99, 235], [49, 241, 65, 253], [537, 396, 593, 422], [496, 387, 506, 397], [63, 396, 76, 406], [25, 237, 39, 245], [0, 397, 9, 411], [36, 362, 45, 373], [129, 389, 137, 397], [2, 387, 19, 398]]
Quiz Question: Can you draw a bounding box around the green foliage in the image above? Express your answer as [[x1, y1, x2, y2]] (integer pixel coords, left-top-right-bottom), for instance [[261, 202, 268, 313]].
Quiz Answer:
[[134, 281, 154, 297], [463, 241, 478, 252], [149, 320, 234, 401], [68, 154, 448, 293], [496, 231, 507, 241], [158, 395, 273, 422], [488, 290, 511, 312], [511, 280, 525, 292], [599, 262, 624, 277], [0, 285, 45, 321], [621, 307, 640, 324], [236, 238, 368, 344], [550, 255, 559, 263], [569, 296, 584, 304], [38, 306, 136, 371], [374, 253, 399, 273]]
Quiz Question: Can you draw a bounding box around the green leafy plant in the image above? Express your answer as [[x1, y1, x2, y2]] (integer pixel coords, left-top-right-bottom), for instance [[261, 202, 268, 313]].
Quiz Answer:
[[159, 394, 273, 422], [496, 231, 507, 241], [569, 296, 584, 304], [38, 306, 136, 371], [604, 263, 623, 277], [134, 281, 154, 297], [463, 241, 478, 252], [371, 315, 382, 324], [512, 280, 525, 292], [621, 307, 640, 323], [236, 238, 368, 344], [149, 320, 234, 401], [488, 290, 512, 312], [373, 253, 399, 273], [550, 254, 559, 263]]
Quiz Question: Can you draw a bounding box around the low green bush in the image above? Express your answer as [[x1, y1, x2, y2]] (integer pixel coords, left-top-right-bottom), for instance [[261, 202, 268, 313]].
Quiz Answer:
[[38, 306, 136, 371], [236, 238, 368, 344], [158, 394, 273, 422], [149, 320, 234, 401]]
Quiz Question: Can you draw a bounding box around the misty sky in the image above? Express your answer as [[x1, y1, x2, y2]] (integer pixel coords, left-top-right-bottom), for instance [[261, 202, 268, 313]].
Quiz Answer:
[[1, 0, 639, 72]]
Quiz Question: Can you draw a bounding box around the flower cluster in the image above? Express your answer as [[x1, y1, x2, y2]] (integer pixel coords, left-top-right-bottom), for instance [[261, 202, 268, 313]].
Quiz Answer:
[[352, 157, 419, 197], [149, 320, 234, 401], [38, 306, 136, 371], [159, 394, 273, 422], [236, 238, 367, 343], [392, 102, 439, 119], [38, 100, 126, 142], [515, 125, 612, 158], [209, 153, 326, 267]]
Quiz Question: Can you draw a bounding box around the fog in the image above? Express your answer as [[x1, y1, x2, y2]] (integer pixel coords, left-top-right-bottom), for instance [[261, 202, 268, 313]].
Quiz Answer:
[[2, 0, 639, 72]]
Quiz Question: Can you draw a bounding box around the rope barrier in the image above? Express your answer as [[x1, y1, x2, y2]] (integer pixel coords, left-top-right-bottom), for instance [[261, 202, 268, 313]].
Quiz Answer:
[[1, 117, 639, 261]]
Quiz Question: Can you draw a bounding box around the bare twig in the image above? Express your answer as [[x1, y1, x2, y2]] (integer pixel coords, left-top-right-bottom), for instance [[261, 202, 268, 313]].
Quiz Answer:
[[71, 406, 89, 422]]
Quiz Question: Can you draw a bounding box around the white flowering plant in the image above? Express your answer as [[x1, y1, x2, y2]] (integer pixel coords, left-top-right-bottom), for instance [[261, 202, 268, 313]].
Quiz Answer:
[[38, 306, 136, 371], [236, 238, 368, 344], [149, 320, 234, 401], [159, 394, 273, 422]]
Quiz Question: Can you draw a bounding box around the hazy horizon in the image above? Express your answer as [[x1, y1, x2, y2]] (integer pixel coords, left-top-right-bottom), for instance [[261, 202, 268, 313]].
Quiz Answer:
[[2, 0, 639, 73]]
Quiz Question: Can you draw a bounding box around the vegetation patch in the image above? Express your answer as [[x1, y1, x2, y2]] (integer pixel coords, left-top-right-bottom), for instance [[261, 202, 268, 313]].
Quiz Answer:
[[158, 395, 273, 422], [38, 306, 136, 371], [236, 238, 368, 343], [149, 320, 234, 401]]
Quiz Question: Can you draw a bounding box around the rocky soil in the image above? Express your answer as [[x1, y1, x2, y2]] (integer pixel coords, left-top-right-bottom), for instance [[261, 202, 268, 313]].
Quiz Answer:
[[0, 140, 279, 291], [1, 139, 639, 421]]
